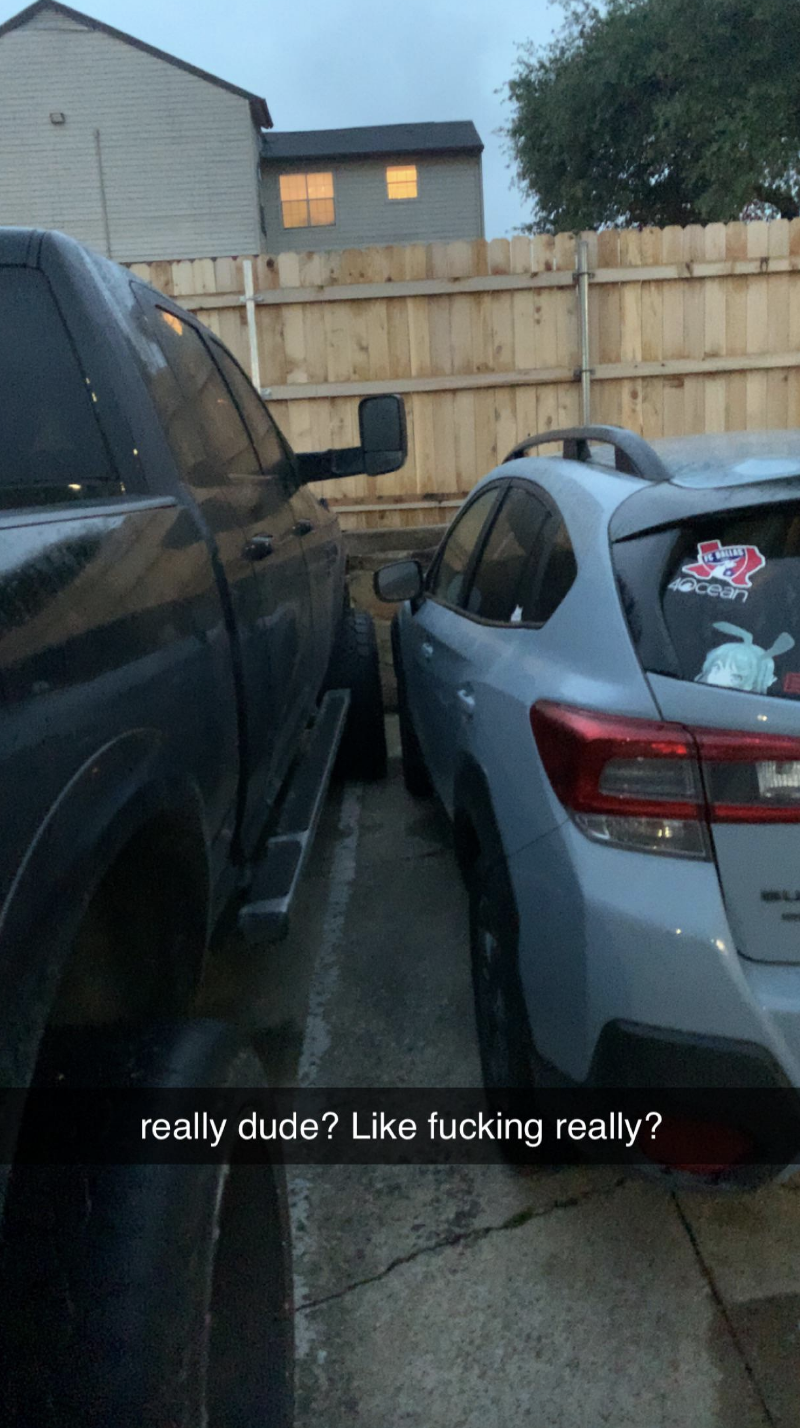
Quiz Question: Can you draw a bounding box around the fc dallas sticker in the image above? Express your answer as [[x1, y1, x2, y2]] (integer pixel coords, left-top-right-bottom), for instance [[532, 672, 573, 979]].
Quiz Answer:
[[669, 539, 766, 603]]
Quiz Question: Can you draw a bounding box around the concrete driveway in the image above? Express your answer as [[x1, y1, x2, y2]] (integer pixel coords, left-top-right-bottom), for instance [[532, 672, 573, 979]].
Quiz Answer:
[[217, 724, 800, 1427]]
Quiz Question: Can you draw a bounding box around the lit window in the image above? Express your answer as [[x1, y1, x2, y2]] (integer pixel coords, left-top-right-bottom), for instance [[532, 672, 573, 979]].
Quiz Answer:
[[386, 164, 418, 200], [279, 172, 335, 228]]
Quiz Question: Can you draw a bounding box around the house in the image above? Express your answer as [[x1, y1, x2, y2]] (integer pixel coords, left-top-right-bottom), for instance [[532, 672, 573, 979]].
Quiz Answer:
[[0, 1, 484, 262], [260, 122, 485, 252], [0, 0, 271, 261]]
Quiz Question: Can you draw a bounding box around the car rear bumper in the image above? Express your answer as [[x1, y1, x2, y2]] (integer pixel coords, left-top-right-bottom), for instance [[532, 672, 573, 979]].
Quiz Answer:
[[507, 818, 800, 1091], [586, 1019, 788, 1088]]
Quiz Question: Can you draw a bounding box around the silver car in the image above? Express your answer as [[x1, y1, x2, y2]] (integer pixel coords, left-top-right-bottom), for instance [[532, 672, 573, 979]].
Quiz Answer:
[[377, 425, 800, 1140]]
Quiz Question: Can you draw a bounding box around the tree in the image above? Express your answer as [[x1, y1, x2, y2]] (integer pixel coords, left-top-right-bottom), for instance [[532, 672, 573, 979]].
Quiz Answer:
[[505, 0, 800, 231]]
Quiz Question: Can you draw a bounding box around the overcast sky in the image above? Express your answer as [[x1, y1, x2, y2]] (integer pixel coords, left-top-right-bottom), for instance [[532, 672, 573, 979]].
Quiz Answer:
[[0, 0, 561, 236]]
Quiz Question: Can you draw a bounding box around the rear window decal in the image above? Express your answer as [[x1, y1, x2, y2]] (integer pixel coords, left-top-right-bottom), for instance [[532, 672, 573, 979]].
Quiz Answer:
[[668, 573, 749, 602], [682, 539, 766, 590], [695, 623, 795, 693]]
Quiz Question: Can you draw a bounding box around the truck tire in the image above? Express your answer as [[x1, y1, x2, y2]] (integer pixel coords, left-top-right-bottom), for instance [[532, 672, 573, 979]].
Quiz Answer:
[[0, 1022, 293, 1428], [326, 608, 387, 781]]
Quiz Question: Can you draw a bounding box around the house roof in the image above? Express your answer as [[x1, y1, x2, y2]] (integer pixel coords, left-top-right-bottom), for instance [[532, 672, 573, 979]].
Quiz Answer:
[[0, 0, 272, 127], [261, 121, 483, 164]]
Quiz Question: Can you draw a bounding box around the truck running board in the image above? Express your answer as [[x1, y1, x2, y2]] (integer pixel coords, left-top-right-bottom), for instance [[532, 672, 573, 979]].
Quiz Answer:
[[238, 689, 350, 944]]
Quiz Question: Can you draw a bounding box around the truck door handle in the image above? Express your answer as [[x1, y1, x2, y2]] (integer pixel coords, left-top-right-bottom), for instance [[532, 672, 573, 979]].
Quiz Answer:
[[294, 519, 314, 537], [457, 687, 475, 716], [242, 533, 274, 561], [421, 641, 434, 661]]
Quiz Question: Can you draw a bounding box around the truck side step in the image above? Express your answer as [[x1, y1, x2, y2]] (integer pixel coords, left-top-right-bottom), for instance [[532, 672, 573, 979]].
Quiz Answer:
[[238, 689, 350, 944]]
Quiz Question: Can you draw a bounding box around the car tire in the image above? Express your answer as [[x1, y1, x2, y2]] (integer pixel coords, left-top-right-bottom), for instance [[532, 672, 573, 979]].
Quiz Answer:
[[470, 852, 534, 1094], [0, 1021, 293, 1428], [326, 608, 387, 781], [391, 620, 432, 797]]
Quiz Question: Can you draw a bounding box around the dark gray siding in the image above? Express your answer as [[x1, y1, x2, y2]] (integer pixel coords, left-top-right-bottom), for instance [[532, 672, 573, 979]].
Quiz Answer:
[[260, 154, 484, 252]]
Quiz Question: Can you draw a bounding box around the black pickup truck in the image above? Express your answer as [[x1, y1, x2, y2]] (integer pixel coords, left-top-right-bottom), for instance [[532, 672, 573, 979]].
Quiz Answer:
[[0, 227, 406, 1427]]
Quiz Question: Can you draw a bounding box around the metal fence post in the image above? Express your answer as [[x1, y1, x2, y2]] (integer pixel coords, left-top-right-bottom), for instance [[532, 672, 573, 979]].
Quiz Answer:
[[243, 259, 262, 392], [574, 240, 592, 424]]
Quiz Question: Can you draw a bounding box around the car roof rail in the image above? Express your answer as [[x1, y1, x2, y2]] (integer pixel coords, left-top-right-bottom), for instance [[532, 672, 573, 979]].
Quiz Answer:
[[503, 425, 672, 483]]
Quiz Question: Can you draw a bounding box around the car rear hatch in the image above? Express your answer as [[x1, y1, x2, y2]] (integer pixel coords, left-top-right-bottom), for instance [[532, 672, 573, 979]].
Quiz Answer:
[[611, 468, 800, 964]]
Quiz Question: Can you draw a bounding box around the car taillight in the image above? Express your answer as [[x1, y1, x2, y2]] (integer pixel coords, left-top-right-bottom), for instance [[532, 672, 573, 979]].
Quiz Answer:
[[531, 700, 800, 858], [694, 728, 800, 823]]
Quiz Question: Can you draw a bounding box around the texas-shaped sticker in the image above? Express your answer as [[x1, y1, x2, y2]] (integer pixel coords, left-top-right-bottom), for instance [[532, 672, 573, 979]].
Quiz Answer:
[[682, 539, 766, 589]]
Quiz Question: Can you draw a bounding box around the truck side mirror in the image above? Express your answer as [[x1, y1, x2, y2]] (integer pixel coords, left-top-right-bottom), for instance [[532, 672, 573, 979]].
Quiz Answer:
[[358, 394, 407, 476], [373, 559, 424, 603], [295, 394, 408, 484]]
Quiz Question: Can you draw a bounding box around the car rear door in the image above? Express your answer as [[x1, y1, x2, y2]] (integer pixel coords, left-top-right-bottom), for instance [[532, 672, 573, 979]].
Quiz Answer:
[[614, 503, 800, 964]]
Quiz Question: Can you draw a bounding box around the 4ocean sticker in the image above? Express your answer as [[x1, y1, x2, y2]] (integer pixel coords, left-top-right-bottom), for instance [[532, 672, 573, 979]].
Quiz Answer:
[[670, 538, 766, 602]]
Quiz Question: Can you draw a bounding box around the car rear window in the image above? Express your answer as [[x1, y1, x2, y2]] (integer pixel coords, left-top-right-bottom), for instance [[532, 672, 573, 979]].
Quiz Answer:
[[615, 507, 800, 699]]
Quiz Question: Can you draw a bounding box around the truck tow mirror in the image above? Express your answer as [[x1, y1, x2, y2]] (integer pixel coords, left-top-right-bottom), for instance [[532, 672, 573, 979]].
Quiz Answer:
[[295, 394, 407, 484], [358, 394, 407, 476], [373, 559, 424, 603]]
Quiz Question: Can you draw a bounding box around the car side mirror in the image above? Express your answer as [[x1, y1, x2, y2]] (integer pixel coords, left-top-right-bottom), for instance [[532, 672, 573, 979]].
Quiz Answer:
[[373, 559, 424, 603], [358, 394, 407, 476], [295, 394, 407, 484]]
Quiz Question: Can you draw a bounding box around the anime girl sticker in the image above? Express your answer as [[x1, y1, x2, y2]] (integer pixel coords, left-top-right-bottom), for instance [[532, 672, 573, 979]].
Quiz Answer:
[[695, 623, 795, 693]]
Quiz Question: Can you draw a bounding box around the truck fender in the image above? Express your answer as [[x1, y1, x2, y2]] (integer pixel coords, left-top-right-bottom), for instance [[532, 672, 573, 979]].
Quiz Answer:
[[0, 728, 210, 1094]]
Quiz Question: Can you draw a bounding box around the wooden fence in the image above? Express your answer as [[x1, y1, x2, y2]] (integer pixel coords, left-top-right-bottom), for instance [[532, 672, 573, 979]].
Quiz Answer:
[[129, 218, 800, 528]]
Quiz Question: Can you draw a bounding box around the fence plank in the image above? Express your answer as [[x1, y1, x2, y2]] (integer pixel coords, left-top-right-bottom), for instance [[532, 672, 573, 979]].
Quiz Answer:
[[428, 295, 454, 376]]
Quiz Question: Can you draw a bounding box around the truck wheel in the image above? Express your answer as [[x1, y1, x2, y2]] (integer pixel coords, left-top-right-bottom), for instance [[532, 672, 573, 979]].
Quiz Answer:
[[1, 1022, 293, 1428], [326, 608, 387, 781], [392, 620, 432, 797]]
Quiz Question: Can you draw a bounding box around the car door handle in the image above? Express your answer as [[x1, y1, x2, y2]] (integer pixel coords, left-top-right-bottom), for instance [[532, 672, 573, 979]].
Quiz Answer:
[[457, 687, 476, 716], [421, 641, 434, 661], [294, 519, 314, 537], [242, 533, 274, 561]]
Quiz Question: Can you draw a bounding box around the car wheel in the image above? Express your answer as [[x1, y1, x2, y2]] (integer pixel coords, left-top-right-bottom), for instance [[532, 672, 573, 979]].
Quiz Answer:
[[0, 1022, 293, 1428], [392, 621, 432, 797], [326, 608, 387, 780], [470, 853, 534, 1092]]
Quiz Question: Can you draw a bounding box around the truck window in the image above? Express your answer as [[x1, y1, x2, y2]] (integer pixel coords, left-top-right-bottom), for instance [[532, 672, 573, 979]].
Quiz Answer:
[[150, 309, 260, 485], [132, 292, 261, 490], [0, 267, 120, 508], [208, 339, 294, 480]]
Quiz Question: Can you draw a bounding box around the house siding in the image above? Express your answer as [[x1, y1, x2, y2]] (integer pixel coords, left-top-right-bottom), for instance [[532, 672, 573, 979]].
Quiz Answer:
[[260, 153, 484, 252], [0, 11, 261, 261]]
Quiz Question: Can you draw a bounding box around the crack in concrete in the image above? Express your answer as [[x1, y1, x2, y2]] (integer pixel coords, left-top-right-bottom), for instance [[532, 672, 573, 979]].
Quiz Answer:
[[672, 1194, 778, 1428], [295, 1174, 628, 1315]]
